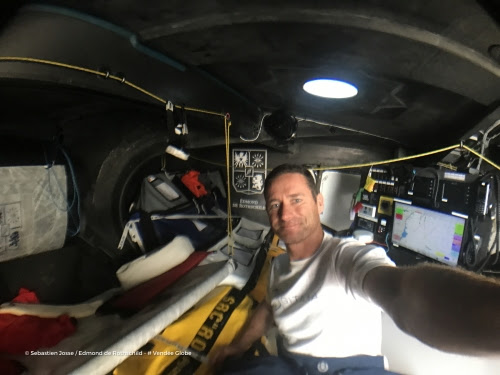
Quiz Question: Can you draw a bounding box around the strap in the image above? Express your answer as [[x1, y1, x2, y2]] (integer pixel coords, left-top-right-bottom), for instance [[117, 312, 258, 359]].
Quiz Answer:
[[161, 233, 272, 374]]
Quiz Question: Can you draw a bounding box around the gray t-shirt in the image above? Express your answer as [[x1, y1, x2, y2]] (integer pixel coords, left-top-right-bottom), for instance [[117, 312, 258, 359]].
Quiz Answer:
[[268, 231, 395, 357]]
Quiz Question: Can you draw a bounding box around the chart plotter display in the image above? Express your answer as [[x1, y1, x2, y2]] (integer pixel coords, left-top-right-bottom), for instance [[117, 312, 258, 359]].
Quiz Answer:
[[391, 202, 465, 267]]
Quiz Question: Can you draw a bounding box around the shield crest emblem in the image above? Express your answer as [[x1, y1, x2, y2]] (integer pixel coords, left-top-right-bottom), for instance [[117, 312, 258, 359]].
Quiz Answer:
[[232, 149, 267, 194]]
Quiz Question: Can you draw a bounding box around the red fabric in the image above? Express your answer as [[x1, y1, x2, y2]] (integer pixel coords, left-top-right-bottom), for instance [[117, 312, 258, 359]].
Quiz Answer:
[[12, 288, 39, 304], [181, 170, 208, 198], [107, 251, 209, 312], [0, 288, 76, 354], [0, 314, 76, 354]]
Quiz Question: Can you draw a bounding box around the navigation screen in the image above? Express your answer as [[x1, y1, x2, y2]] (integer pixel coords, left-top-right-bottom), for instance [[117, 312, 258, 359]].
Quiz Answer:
[[391, 202, 465, 267]]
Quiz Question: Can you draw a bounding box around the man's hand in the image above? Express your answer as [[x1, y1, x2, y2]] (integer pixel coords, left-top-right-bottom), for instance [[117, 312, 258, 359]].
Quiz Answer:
[[209, 301, 274, 369], [363, 264, 500, 355], [209, 343, 247, 369]]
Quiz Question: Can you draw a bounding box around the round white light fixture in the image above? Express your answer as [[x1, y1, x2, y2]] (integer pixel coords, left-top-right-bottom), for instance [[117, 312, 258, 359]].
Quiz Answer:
[[303, 78, 358, 98]]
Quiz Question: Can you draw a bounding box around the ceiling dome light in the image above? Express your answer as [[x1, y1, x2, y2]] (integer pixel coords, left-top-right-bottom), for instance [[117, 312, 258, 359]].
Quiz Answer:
[[303, 79, 358, 99]]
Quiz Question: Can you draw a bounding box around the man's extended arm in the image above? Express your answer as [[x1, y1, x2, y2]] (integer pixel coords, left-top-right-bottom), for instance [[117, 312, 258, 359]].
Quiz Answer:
[[210, 300, 274, 366], [363, 263, 500, 356]]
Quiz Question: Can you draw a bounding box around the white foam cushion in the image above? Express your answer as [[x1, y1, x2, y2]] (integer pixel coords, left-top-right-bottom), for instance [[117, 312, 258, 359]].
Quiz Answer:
[[116, 236, 194, 290]]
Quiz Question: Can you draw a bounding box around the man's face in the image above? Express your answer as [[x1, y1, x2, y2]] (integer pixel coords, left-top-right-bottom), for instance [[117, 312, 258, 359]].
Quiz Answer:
[[265, 173, 324, 246]]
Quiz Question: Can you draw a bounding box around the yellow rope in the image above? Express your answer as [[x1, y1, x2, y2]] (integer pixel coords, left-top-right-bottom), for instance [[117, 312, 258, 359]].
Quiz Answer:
[[0, 56, 105, 75], [121, 80, 166, 104], [312, 144, 461, 171], [180, 105, 226, 118], [224, 117, 234, 256], [0, 56, 226, 118]]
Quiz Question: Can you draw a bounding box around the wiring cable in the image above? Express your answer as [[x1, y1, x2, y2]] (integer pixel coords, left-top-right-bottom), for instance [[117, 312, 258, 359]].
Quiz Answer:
[[44, 145, 81, 237], [296, 116, 397, 143], [384, 232, 391, 253], [476, 119, 500, 171], [243, 111, 400, 143], [464, 216, 479, 269], [488, 174, 500, 267], [465, 136, 485, 170], [465, 144, 500, 172], [240, 112, 269, 142], [46, 164, 71, 211], [60, 147, 81, 237], [488, 131, 500, 143], [493, 175, 500, 266]]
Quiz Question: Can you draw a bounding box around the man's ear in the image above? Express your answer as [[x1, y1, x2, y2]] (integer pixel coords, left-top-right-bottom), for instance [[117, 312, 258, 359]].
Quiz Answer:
[[317, 192, 324, 214]]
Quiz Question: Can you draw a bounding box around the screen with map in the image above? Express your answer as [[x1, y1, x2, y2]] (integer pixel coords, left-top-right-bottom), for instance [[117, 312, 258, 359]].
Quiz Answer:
[[391, 202, 465, 267]]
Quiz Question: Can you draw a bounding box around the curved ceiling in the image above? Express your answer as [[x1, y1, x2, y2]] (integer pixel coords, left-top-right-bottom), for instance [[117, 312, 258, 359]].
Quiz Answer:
[[0, 0, 499, 151]]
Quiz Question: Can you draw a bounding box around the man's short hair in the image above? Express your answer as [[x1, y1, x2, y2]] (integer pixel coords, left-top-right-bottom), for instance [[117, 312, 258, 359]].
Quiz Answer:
[[264, 164, 319, 201]]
